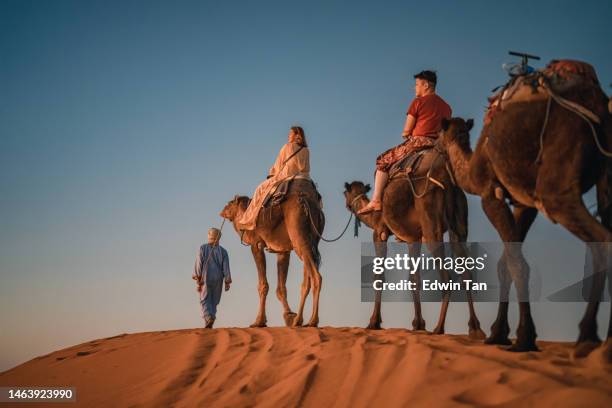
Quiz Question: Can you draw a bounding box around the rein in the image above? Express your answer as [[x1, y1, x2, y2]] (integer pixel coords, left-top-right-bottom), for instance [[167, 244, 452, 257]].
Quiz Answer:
[[302, 196, 354, 243]]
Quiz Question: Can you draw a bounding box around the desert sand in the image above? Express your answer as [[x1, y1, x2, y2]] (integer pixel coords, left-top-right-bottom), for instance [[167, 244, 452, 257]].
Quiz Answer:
[[1, 327, 611, 407]]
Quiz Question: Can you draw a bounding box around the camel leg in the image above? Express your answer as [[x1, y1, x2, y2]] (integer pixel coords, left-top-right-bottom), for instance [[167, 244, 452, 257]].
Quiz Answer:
[[417, 198, 448, 335], [292, 259, 310, 328], [597, 162, 612, 361], [481, 196, 538, 351], [485, 206, 537, 346], [484, 258, 512, 346], [409, 241, 426, 330], [250, 245, 268, 327], [505, 246, 536, 352], [540, 196, 611, 357], [447, 185, 485, 339], [367, 235, 387, 330], [575, 241, 607, 358], [304, 248, 323, 327], [431, 242, 450, 335], [449, 238, 486, 340], [605, 275, 612, 362], [283, 201, 323, 328], [276, 252, 296, 327]]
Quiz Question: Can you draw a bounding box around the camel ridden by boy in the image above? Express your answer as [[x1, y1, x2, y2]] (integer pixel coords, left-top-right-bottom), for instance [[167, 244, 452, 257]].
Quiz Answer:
[[359, 70, 452, 214]]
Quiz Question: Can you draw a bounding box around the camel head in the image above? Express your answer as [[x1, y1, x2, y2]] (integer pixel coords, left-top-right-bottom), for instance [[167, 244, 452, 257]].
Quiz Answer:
[[343, 181, 370, 212], [220, 195, 251, 221], [440, 117, 474, 152]]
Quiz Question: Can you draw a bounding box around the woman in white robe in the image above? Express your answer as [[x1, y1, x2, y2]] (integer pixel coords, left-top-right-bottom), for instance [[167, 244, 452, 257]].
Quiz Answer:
[[238, 126, 310, 230]]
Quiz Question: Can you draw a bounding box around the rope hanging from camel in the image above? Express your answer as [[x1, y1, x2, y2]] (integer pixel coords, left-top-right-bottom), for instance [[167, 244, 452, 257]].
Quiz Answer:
[[534, 78, 612, 160], [535, 94, 553, 165], [348, 193, 366, 238], [239, 229, 251, 247], [406, 150, 445, 198], [302, 198, 354, 243]]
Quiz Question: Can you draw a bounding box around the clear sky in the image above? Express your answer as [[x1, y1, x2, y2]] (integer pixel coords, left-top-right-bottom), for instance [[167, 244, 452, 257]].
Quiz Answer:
[[1, 0, 611, 371]]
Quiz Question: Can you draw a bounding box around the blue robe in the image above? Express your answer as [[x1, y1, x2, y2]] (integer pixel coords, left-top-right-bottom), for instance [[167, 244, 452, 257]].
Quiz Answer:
[[194, 244, 231, 323]]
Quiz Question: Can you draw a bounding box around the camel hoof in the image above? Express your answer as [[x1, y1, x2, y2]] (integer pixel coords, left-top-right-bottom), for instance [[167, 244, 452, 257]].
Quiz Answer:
[[249, 322, 267, 328], [484, 334, 512, 346], [366, 321, 382, 330], [305, 321, 319, 328], [507, 339, 539, 352], [600, 339, 612, 364], [291, 316, 303, 328], [283, 312, 297, 327], [432, 326, 445, 335], [412, 319, 426, 331], [469, 328, 487, 341], [574, 340, 601, 359]]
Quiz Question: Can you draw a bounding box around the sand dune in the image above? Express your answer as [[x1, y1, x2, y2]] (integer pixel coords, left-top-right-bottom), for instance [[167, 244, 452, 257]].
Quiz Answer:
[[1, 327, 611, 407]]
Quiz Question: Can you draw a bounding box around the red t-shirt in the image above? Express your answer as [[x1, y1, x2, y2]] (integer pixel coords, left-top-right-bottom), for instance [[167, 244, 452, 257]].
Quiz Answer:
[[407, 94, 452, 137]]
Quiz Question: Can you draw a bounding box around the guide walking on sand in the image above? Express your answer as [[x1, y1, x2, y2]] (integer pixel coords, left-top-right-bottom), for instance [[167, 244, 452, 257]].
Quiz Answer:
[[192, 227, 232, 328]]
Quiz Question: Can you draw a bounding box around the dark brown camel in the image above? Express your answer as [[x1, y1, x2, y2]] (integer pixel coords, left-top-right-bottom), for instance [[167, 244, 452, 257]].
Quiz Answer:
[[439, 66, 612, 355], [344, 151, 486, 339], [220, 179, 325, 328]]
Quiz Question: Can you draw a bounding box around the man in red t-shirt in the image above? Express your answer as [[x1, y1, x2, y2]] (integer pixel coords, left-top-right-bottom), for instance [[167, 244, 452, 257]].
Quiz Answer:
[[358, 70, 452, 214]]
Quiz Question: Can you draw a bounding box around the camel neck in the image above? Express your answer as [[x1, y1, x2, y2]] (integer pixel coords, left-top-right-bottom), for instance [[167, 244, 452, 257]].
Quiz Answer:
[[231, 210, 256, 245], [446, 142, 477, 195], [352, 196, 379, 229]]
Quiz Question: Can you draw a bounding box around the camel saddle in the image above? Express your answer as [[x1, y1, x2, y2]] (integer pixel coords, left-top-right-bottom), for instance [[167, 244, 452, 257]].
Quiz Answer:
[[254, 177, 322, 235], [388, 147, 433, 180], [262, 177, 322, 209], [485, 59, 602, 125]]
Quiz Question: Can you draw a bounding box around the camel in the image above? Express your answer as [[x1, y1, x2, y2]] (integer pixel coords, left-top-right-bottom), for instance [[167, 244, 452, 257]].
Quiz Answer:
[[343, 182, 392, 330], [344, 149, 486, 339], [439, 62, 612, 356], [220, 178, 325, 328]]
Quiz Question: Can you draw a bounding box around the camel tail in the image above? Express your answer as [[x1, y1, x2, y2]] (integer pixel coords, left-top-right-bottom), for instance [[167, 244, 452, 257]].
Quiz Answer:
[[312, 241, 322, 269], [312, 211, 324, 269]]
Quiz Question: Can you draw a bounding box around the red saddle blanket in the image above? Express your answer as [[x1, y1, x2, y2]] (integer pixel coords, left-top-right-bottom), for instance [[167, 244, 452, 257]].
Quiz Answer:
[[485, 59, 601, 125]]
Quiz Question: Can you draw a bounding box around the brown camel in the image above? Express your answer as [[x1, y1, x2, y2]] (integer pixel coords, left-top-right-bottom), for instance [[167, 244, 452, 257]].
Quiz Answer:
[[343, 181, 392, 330], [344, 151, 486, 339], [439, 62, 612, 355], [220, 178, 325, 328]]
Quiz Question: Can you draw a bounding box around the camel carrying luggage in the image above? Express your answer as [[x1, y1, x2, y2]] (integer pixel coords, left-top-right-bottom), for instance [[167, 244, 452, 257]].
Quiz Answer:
[[486, 59, 603, 126]]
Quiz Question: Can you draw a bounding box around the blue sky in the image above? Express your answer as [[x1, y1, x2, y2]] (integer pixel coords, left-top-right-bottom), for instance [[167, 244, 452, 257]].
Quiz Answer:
[[1, 0, 611, 371]]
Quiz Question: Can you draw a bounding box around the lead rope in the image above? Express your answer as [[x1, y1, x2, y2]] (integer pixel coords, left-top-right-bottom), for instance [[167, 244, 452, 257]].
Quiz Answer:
[[302, 198, 354, 243], [239, 229, 251, 247]]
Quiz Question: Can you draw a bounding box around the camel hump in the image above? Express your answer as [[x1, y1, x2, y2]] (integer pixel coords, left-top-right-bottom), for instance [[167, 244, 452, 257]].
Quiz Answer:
[[543, 60, 599, 87], [485, 59, 604, 126], [288, 178, 322, 205]]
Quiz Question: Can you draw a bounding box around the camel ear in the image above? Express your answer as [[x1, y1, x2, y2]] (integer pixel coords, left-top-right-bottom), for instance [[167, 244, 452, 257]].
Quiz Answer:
[[365, 184, 371, 193], [441, 118, 450, 131], [344, 182, 351, 191], [466, 119, 474, 131]]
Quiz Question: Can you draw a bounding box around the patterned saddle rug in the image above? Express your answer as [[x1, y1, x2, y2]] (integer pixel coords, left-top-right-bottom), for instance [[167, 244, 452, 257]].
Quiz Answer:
[[262, 177, 322, 208], [388, 147, 433, 180], [485, 59, 602, 125]]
